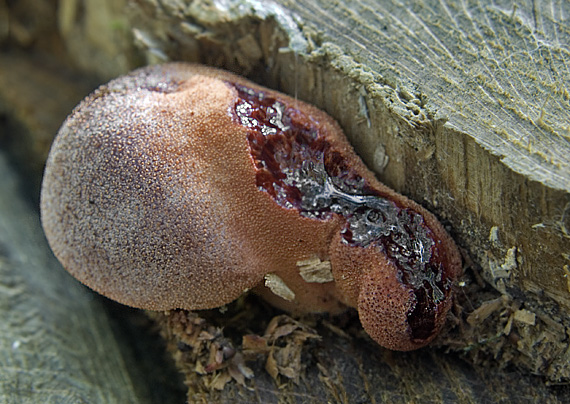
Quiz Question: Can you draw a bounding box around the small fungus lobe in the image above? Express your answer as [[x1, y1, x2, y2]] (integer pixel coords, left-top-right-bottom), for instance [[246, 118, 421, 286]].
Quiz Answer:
[[40, 63, 462, 351]]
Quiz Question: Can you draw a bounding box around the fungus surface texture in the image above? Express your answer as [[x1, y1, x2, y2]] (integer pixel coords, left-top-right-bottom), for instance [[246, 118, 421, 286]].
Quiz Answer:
[[41, 63, 462, 351]]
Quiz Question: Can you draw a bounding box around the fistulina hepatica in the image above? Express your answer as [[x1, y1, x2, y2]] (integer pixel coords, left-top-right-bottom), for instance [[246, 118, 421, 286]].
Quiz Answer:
[[40, 63, 461, 351]]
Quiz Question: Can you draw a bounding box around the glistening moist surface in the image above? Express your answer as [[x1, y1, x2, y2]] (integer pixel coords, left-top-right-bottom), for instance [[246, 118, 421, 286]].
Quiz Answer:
[[232, 83, 451, 340]]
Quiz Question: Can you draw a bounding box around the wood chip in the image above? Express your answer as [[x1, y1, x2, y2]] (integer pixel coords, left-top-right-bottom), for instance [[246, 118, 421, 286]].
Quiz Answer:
[[265, 350, 279, 381], [208, 371, 232, 390], [264, 273, 295, 301], [513, 309, 536, 326], [466, 297, 506, 326], [297, 256, 334, 283], [242, 334, 268, 352]]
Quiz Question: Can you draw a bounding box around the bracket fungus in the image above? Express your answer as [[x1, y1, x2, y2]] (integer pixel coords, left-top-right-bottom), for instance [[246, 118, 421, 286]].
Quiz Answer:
[[40, 63, 462, 351]]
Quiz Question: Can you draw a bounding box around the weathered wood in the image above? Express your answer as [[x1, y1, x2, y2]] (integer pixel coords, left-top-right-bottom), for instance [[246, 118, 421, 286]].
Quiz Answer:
[[0, 53, 95, 197]]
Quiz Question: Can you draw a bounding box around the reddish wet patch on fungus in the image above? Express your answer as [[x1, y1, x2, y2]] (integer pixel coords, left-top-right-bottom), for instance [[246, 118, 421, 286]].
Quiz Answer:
[[233, 83, 453, 343]]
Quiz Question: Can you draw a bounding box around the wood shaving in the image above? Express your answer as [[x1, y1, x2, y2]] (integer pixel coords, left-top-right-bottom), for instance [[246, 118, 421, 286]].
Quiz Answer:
[[262, 316, 321, 383], [466, 296, 508, 326], [297, 256, 334, 283], [513, 309, 536, 326], [150, 309, 321, 399], [264, 273, 295, 301]]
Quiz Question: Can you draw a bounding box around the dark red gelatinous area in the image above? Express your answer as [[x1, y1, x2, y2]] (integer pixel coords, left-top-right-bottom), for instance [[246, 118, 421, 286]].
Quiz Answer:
[[231, 83, 452, 342], [233, 85, 367, 212]]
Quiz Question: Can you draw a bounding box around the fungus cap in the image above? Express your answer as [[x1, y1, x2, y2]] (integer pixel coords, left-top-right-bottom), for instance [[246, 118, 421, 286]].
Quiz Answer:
[[41, 63, 462, 351]]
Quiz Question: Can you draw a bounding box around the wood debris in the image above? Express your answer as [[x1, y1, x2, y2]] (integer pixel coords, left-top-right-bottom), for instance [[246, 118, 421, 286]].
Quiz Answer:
[[151, 310, 255, 395], [297, 256, 334, 283], [151, 307, 322, 399], [466, 296, 508, 326], [264, 273, 295, 301], [513, 309, 536, 326], [260, 315, 321, 383]]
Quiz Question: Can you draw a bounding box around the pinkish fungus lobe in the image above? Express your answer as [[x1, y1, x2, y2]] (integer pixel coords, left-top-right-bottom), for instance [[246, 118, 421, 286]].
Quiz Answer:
[[40, 63, 462, 351]]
